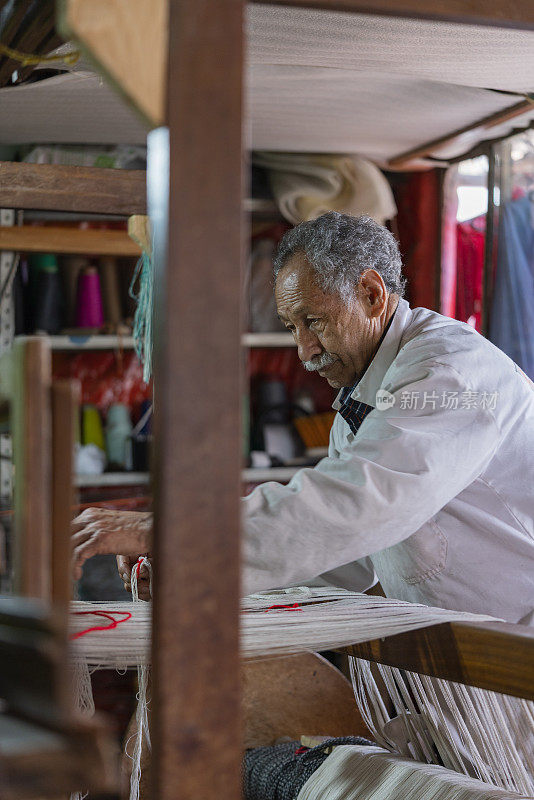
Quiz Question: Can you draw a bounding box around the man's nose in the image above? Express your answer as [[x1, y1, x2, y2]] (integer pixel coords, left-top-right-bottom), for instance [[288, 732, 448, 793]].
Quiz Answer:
[[296, 328, 322, 363]]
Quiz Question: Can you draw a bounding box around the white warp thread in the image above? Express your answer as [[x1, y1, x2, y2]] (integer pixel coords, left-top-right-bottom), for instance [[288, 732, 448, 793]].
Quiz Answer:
[[295, 744, 530, 800], [351, 660, 534, 796], [127, 557, 152, 800], [69, 587, 498, 665], [69, 658, 95, 800]]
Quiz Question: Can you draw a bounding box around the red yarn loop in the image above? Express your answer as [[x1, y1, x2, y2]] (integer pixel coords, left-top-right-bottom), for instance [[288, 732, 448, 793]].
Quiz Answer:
[[70, 609, 132, 640], [264, 603, 302, 612]]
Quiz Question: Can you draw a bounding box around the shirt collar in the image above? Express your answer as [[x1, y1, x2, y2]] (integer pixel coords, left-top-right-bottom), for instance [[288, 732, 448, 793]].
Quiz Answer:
[[333, 297, 412, 410]]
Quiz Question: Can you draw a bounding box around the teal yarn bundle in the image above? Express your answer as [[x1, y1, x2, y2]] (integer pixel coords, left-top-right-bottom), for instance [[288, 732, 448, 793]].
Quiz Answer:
[[130, 250, 153, 384]]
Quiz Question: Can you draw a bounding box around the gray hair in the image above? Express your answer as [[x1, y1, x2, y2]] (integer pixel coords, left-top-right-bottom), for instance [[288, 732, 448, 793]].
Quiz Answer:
[[273, 212, 406, 299]]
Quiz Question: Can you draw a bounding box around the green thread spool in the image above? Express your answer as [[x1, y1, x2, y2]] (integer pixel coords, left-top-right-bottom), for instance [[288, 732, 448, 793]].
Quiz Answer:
[[81, 405, 105, 452]]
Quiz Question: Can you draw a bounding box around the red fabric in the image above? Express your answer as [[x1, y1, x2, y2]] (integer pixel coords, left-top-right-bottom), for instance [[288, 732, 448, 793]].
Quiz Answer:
[[393, 170, 441, 311], [53, 350, 152, 419], [455, 217, 485, 332], [248, 348, 335, 414]]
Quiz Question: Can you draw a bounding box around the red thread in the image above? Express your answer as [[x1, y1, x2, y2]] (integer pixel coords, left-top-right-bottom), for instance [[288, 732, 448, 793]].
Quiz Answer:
[[294, 746, 308, 756], [70, 610, 132, 640], [264, 603, 302, 612], [136, 557, 144, 580]]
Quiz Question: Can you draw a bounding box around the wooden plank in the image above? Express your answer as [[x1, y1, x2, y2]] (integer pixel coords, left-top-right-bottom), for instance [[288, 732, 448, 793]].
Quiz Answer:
[[0, 162, 147, 215], [0, 713, 117, 800], [388, 99, 534, 168], [339, 619, 534, 701], [12, 338, 51, 602], [258, 0, 534, 30], [51, 380, 79, 611], [59, 0, 168, 126], [150, 0, 244, 798], [0, 225, 141, 256]]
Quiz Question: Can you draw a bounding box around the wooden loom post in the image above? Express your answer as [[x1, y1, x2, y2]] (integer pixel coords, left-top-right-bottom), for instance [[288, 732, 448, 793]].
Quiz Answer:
[[12, 338, 52, 601], [51, 379, 80, 612], [150, 1, 244, 799]]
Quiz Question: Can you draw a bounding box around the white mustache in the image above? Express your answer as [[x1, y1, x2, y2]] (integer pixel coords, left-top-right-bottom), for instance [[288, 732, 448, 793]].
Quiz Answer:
[[302, 352, 337, 372]]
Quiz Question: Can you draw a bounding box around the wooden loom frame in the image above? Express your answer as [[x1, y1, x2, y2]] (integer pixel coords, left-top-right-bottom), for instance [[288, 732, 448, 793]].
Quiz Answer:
[[0, 1, 530, 797], [149, 4, 534, 798], [0, 338, 115, 798], [153, 0, 534, 800]]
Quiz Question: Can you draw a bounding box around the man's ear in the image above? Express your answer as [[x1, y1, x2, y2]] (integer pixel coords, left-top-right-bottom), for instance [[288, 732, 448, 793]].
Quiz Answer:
[[360, 270, 387, 316]]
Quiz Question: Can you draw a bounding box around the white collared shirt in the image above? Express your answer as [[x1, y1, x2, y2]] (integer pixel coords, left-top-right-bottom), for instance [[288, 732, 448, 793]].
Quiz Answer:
[[242, 298, 534, 624]]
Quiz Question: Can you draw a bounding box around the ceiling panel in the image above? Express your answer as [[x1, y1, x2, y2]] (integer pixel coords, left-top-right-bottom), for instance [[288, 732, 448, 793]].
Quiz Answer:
[[249, 5, 534, 94]]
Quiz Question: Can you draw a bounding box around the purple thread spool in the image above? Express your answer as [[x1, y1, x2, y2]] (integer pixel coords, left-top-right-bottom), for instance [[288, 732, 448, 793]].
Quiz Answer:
[[75, 266, 104, 328]]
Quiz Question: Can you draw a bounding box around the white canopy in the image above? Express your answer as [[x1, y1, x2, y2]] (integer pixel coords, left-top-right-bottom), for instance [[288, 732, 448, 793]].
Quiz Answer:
[[0, 5, 532, 164]]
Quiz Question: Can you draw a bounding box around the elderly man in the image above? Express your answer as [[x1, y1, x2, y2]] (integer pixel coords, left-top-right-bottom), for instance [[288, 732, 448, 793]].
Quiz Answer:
[[72, 213, 534, 624]]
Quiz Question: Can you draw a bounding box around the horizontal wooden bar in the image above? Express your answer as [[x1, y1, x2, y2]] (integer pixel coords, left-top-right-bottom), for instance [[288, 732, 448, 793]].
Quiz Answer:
[[258, 0, 534, 30], [0, 226, 141, 256], [0, 162, 146, 215], [0, 713, 116, 800], [338, 619, 534, 701], [389, 98, 534, 168]]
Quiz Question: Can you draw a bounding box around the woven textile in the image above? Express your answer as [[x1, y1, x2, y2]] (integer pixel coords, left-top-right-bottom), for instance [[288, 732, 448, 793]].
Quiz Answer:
[[243, 737, 373, 800]]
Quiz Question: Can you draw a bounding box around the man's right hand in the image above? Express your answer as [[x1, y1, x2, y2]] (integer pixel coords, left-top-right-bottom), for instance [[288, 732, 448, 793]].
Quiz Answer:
[[117, 555, 152, 601], [71, 508, 152, 580]]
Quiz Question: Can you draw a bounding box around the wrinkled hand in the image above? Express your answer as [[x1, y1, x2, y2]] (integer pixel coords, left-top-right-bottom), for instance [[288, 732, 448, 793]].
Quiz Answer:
[[71, 508, 152, 580], [116, 554, 152, 601]]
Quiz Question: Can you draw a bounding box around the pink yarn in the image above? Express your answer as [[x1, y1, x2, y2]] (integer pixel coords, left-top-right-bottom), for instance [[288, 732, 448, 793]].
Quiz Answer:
[[75, 267, 104, 328]]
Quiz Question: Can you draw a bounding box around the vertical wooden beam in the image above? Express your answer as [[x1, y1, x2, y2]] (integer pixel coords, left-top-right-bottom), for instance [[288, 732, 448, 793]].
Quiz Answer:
[[150, 1, 244, 800], [13, 338, 52, 602], [51, 380, 80, 611]]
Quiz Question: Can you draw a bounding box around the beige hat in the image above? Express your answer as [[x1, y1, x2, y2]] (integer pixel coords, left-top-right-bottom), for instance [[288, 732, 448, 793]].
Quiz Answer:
[[252, 152, 397, 226]]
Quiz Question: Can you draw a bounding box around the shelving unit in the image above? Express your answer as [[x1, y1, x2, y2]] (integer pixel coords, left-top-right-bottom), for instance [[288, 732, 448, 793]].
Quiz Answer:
[[2, 161, 297, 493], [21, 332, 296, 351]]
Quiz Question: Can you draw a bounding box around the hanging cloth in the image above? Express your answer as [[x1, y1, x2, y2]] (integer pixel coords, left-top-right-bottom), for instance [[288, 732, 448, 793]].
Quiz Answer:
[[490, 196, 534, 379]]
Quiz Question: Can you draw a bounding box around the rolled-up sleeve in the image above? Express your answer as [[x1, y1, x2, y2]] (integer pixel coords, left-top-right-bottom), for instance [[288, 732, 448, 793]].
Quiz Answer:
[[242, 358, 501, 595]]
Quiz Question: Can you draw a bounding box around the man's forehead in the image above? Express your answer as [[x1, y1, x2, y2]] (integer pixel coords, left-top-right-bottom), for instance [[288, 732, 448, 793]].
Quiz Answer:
[[275, 253, 320, 294]]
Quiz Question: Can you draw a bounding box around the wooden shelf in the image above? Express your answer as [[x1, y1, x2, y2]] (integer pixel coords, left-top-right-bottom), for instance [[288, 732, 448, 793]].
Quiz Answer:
[[0, 161, 146, 216], [0, 161, 281, 218], [0, 225, 141, 256], [25, 333, 295, 351], [76, 472, 150, 487], [48, 334, 135, 350], [242, 332, 295, 347]]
